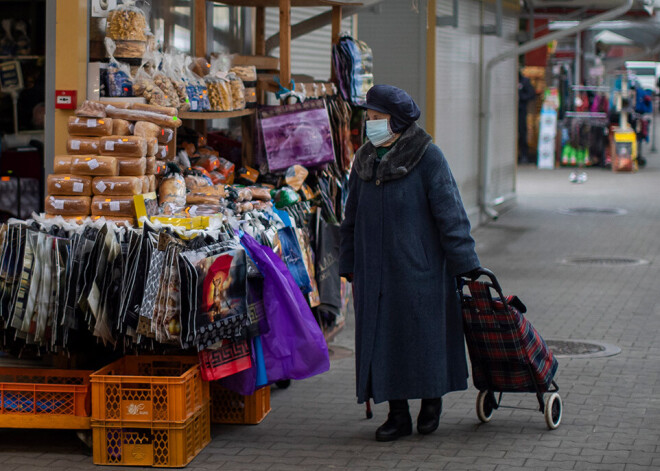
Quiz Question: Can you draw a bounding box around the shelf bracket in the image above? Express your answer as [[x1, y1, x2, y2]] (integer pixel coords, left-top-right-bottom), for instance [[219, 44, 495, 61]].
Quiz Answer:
[[436, 0, 458, 28], [481, 0, 502, 37]]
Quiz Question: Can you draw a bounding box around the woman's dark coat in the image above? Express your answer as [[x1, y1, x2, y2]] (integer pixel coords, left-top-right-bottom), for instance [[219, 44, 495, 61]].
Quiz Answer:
[[339, 123, 480, 404]]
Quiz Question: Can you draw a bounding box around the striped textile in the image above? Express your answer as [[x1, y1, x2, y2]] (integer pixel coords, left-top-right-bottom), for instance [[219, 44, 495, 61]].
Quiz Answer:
[[462, 281, 558, 393]]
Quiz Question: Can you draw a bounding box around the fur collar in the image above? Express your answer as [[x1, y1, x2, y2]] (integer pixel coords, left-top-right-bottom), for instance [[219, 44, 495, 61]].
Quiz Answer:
[[352, 123, 433, 182]]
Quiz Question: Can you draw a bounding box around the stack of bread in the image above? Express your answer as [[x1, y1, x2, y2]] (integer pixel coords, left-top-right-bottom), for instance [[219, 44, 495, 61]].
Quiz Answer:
[[48, 100, 181, 226]]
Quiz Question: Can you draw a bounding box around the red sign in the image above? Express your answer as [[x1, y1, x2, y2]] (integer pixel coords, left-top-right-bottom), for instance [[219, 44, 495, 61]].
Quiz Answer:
[[55, 90, 77, 110]]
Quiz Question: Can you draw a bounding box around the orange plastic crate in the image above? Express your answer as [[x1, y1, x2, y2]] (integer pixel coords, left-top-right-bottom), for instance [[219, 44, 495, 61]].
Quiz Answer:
[[210, 384, 270, 424], [0, 367, 92, 429], [90, 356, 208, 424], [92, 403, 211, 467]]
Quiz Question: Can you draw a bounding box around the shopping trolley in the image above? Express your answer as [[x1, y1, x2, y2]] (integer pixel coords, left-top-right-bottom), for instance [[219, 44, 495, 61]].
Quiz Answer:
[[459, 268, 562, 429]]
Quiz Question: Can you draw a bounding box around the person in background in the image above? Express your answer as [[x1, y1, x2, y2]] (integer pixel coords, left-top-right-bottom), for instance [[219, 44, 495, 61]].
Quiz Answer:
[[518, 71, 536, 164], [339, 85, 481, 442]]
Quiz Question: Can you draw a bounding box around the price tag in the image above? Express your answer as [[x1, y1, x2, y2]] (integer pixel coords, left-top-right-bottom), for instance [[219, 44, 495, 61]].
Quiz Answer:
[[51, 199, 64, 210], [105, 141, 115, 151], [110, 201, 120, 211], [73, 182, 84, 193], [70, 140, 81, 150], [88, 159, 100, 170], [87, 119, 97, 128], [96, 181, 107, 193]]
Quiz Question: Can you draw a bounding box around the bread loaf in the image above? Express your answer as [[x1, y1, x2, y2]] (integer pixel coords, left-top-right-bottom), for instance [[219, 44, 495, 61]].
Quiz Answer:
[[47, 175, 92, 196], [45, 195, 92, 216], [67, 116, 113, 136], [71, 156, 119, 176], [148, 174, 157, 192], [92, 176, 143, 196], [45, 214, 88, 224], [105, 105, 182, 128], [91, 195, 136, 217], [145, 156, 156, 174], [139, 176, 150, 193], [112, 119, 134, 136], [155, 160, 168, 175], [116, 156, 147, 176], [91, 215, 136, 227], [130, 102, 177, 116], [157, 127, 174, 144], [133, 121, 161, 139], [100, 136, 147, 158], [75, 100, 106, 118], [146, 137, 158, 157], [54, 155, 73, 174], [67, 137, 100, 155], [156, 145, 170, 161]]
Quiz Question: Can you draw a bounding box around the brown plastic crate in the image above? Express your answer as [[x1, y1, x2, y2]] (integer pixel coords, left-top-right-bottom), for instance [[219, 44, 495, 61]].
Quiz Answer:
[[92, 403, 210, 467], [0, 367, 92, 429], [210, 384, 270, 424], [91, 356, 208, 424]]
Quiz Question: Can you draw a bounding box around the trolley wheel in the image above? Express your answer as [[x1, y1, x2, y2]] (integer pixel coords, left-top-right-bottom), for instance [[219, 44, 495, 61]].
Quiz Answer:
[[544, 393, 562, 430], [275, 379, 291, 389], [476, 390, 495, 423]]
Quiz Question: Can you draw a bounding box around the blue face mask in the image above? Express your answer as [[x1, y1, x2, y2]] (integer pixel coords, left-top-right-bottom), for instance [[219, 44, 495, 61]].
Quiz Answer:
[[366, 119, 395, 147]]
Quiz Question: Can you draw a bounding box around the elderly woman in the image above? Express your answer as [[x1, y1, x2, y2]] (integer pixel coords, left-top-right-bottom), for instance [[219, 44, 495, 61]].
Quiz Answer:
[[340, 85, 480, 442]]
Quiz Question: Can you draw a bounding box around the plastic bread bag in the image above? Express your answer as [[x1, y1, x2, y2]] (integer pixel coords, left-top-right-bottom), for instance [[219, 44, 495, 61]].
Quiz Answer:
[[112, 119, 134, 136], [146, 137, 158, 157], [105, 104, 182, 128], [157, 144, 172, 161], [158, 166, 186, 207], [45, 195, 92, 216], [71, 156, 119, 176], [75, 100, 107, 118], [130, 102, 177, 116], [145, 156, 156, 174], [91, 195, 136, 218], [116, 156, 147, 176], [227, 72, 246, 110], [92, 176, 143, 196], [184, 55, 210, 112], [139, 175, 150, 193], [153, 69, 180, 110], [100, 135, 147, 158], [163, 52, 190, 111], [206, 57, 233, 111], [67, 137, 100, 155], [157, 127, 175, 144], [106, 1, 149, 42], [54, 155, 73, 174], [67, 116, 113, 136], [133, 55, 169, 107], [133, 121, 161, 139], [47, 175, 93, 196], [104, 38, 134, 97]]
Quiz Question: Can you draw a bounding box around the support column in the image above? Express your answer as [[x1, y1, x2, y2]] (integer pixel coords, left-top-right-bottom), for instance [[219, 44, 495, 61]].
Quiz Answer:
[[279, 0, 292, 92], [426, 0, 436, 141], [255, 6, 266, 55], [330, 5, 342, 82]]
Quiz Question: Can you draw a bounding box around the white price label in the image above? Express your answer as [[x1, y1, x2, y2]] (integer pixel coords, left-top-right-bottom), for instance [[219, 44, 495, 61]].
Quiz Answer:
[[109, 201, 120, 211], [72, 182, 84, 193], [51, 199, 64, 210], [105, 141, 115, 151], [70, 140, 81, 150], [87, 119, 96, 128], [95, 181, 107, 193], [88, 159, 100, 170], [191, 101, 198, 111]]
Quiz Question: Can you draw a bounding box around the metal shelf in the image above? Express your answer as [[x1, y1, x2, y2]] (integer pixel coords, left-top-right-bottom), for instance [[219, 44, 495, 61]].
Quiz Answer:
[[178, 109, 255, 120]]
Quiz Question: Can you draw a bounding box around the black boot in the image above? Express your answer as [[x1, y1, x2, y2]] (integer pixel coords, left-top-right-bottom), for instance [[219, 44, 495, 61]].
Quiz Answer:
[[417, 397, 442, 435], [375, 400, 412, 442]]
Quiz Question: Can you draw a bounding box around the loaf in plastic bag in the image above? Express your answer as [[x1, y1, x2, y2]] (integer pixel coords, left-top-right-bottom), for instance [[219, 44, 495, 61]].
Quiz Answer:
[[134, 121, 161, 139], [105, 104, 182, 128], [158, 173, 186, 206], [54, 155, 72, 174], [91, 195, 136, 217], [47, 175, 92, 196], [130, 102, 176, 116], [92, 176, 143, 196], [100, 136, 147, 158], [91, 215, 136, 227], [157, 127, 174, 144], [116, 156, 147, 176], [67, 137, 100, 155], [112, 119, 134, 136], [106, 4, 148, 42], [45, 195, 92, 216], [146, 137, 158, 157], [139, 176, 150, 193], [71, 156, 119, 176], [156, 145, 170, 161], [104, 38, 134, 97], [68, 116, 113, 136], [148, 174, 157, 192], [75, 100, 106, 118], [145, 156, 156, 174]]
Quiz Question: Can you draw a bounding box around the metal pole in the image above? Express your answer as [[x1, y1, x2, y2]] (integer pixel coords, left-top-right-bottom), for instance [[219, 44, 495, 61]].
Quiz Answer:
[[11, 92, 18, 136], [652, 96, 657, 152]]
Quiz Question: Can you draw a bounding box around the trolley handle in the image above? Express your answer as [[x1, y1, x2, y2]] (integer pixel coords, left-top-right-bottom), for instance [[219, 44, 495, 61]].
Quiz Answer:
[[459, 267, 509, 309]]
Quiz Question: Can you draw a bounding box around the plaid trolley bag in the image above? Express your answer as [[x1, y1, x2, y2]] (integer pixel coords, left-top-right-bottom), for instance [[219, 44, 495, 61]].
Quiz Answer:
[[459, 268, 562, 429]]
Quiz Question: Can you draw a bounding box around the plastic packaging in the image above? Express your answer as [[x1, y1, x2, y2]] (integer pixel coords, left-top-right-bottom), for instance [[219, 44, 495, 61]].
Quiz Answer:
[[130, 102, 177, 116], [158, 173, 186, 207], [75, 100, 106, 118], [228, 73, 246, 110], [197, 154, 220, 173], [190, 57, 211, 77], [106, 3, 149, 42], [71, 156, 119, 176], [54, 155, 73, 174], [157, 145, 170, 161], [67, 138, 100, 155], [184, 56, 211, 112], [91, 195, 136, 217], [92, 176, 143, 196], [133, 62, 169, 107], [156, 160, 169, 176], [153, 70, 181, 109], [145, 156, 156, 174], [105, 104, 182, 128], [161, 52, 189, 111], [100, 135, 147, 158], [185, 175, 211, 188], [206, 76, 233, 111], [285, 165, 309, 191], [146, 137, 158, 157], [112, 118, 133, 136], [139, 176, 150, 193], [148, 174, 157, 192], [116, 156, 147, 176], [47, 174, 93, 196], [91, 215, 136, 227], [67, 116, 113, 136], [158, 127, 175, 144], [186, 185, 225, 205], [133, 121, 161, 139], [104, 38, 134, 97], [249, 187, 272, 202], [45, 195, 92, 216]]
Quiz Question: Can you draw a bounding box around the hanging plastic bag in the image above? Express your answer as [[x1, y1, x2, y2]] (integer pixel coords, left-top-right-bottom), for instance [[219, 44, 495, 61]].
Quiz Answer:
[[240, 233, 329, 384], [106, 1, 149, 42], [104, 38, 133, 97], [164, 52, 191, 111], [133, 52, 169, 107], [184, 55, 211, 112]]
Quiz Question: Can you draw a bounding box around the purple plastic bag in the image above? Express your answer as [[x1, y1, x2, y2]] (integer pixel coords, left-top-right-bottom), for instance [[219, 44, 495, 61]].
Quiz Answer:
[[258, 100, 336, 172], [241, 233, 330, 383]]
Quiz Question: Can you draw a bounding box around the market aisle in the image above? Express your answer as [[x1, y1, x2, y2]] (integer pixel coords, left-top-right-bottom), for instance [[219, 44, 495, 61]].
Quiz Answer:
[[2, 155, 660, 470]]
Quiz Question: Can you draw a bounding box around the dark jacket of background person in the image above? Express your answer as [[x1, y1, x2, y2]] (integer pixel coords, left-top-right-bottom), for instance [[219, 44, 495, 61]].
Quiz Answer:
[[339, 123, 480, 404]]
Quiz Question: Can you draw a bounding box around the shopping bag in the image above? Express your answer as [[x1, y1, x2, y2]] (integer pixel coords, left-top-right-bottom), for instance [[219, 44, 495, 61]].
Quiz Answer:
[[277, 226, 312, 294], [199, 339, 252, 382]]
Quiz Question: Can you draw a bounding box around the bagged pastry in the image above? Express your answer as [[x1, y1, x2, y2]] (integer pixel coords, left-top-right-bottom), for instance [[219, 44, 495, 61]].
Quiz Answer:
[[164, 53, 190, 111], [158, 172, 186, 207], [75, 100, 106, 118], [71, 156, 119, 176], [92, 176, 143, 196], [133, 121, 161, 139], [112, 119, 133, 136], [228, 73, 246, 110], [54, 155, 73, 174], [91, 195, 136, 217], [45, 195, 92, 216], [67, 137, 100, 155], [100, 135, 147, 158], [153, 70, 180, 109], [145, 156, 156, 174], [155, 160, 168, 176], [133, 64, 169, 108], [104, 38, 134, 97], [184, 56, 211, 112], [106, 3, 148, 42], [249, 186, 272, 202], [105, 104, 182, 128], [146, 137, 158, 157], [68, 116, 113, 136], [116, 156, 147, 176], [47, 175, 92, 196]]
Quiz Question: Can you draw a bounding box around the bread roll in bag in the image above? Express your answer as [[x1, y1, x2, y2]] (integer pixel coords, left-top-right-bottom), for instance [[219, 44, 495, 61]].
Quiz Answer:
[[100, 136, 147, 158], [45, 195, 92, 216], [67, 116, 113, 136], [70, 156, 119, 176], [92, 176, 143, 196], [146, 137, 158, 157], [67, 137, 100, 155], [91, 195, 136, 217], [54, 155, 73, 174], [116, 156, 147, 176], [112, 119, 134, 136], [47, 174, 92, 196], [133, 121, 161, 139]]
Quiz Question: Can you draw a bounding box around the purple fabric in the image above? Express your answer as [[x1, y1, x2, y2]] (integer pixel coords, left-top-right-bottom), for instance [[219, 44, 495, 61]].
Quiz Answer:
[[241, 233, 330, 384]]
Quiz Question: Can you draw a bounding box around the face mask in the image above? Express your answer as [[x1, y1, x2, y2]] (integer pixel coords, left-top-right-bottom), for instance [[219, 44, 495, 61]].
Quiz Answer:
[[366, 119, 395, 147]]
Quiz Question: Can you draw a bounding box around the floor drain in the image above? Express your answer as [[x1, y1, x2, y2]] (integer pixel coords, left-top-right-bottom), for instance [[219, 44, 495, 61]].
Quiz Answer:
[[328, 345, 353, 361], [561, 256, 649, 266], [558, 207, 628, 216], [546, 339, 621, 358]]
